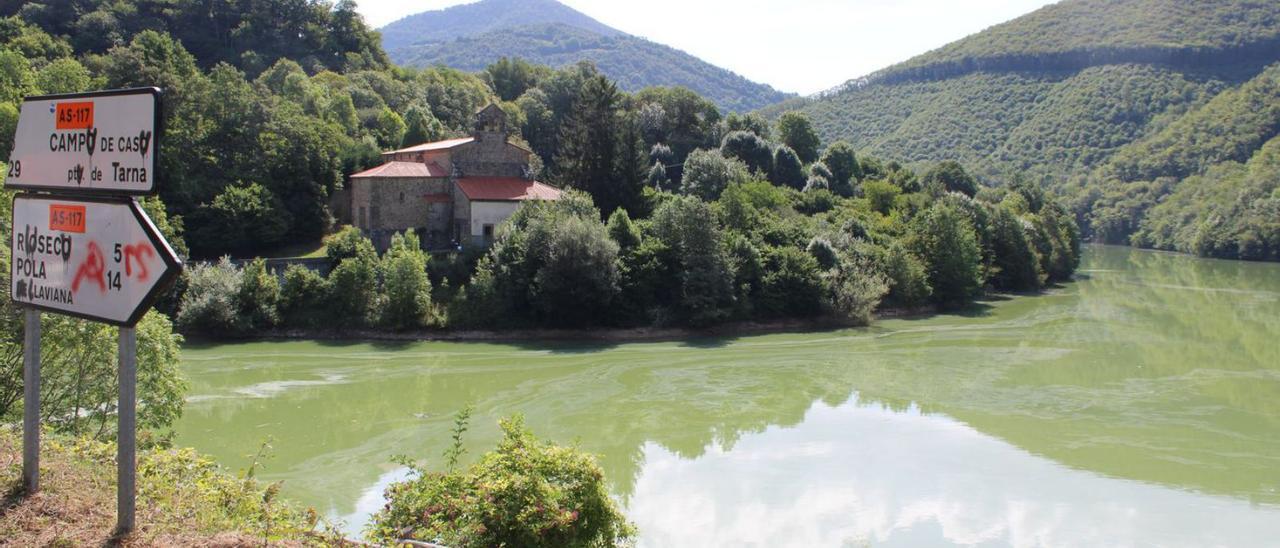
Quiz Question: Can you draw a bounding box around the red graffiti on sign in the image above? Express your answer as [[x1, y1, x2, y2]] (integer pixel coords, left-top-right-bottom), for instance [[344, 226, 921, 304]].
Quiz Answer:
[[72, 241, 106, 293], [123, 243, 155, 281]]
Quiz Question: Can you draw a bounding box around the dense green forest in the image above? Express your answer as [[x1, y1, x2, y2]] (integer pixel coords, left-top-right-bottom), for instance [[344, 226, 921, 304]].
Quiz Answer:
[[0, 2, 1080, 340], [767, 0, 1280, 261], [382, 0, 792, 112]]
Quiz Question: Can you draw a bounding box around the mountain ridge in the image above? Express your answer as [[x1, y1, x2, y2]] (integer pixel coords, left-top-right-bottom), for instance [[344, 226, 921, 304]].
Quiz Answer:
[[767, 0, 1280, 260], [380, 0, 793, 112], [380, 0, 622, 50]]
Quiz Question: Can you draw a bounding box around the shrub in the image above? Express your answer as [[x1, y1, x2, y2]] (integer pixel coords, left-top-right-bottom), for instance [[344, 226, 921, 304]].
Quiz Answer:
[[381, 231, 433, 330], [876, 243, 933, 308], [606, 208, 642, 250], [279, 265, 329, 328], [236, 258, 280, 331], [806, 237, 839, 269], [471, 194, 620, 327], [922, 160, 978, 197], [325, 225, 375, 268], [368, 415, 635, 548], [0, 311, 186, 438], [679, 148, 749, 201], [720, 130, 773, 174], [758, 246, 825, 318], [327, 252, 381, 328], [794, 188, 835, 214], [531, 216, 621, 325], [863, 180, 902, 215], [823, 256, 889, 325], [770, 145, 806, 189], [820, 141, 861, 196], [176, 258, 242, 335]]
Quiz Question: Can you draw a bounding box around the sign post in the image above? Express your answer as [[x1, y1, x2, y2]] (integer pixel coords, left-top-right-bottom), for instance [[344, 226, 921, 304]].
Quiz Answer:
[[5, 87, 176, 537], [22, 309, 39, 493]]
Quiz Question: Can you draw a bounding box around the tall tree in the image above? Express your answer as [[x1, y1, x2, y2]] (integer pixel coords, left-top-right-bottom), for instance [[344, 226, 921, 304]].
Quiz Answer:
[[554, 75, 645, 217], [820, 141, 861, 197], [776, 111, 820, 164]]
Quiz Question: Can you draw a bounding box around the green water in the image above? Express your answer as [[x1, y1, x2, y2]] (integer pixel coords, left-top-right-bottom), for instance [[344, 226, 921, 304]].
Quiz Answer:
[[174, 245, 1280, 546]]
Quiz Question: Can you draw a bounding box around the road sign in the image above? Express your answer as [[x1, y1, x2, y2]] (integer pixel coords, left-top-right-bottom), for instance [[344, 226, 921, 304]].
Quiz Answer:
[[4, 88, 161, 195], [10, 194, 180, 326]]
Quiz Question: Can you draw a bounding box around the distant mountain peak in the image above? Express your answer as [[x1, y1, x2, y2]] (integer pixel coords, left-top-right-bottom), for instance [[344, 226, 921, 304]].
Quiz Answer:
[[380, 0, 621, 51]]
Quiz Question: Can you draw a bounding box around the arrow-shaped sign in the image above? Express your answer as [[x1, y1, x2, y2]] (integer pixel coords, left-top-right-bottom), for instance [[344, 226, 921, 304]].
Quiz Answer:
[[10, 194, 181, 326]]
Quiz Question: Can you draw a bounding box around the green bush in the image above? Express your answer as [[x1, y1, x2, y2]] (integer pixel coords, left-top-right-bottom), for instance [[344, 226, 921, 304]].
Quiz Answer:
[[279, 265, 330, 329], [863, 180, 902, 215], [531, 216, 621, 325], [325, 225, 376, 268], [236, 258, 280, 331], [720, 130, 773, 174], [327, 252, 381, 328], [176, 258, 242, 335], [381, 231, 433, 330], [822, 256, 889, 325], [679, 148, 749, 202], [820, 141, 861, 197], [758, 245, 825, 318], [875, 243, 933, 308], [368, 415, 635, 548]]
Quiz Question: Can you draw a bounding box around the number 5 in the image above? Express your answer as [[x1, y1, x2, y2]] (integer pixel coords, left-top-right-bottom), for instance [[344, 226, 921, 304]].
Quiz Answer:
[[114, 243, 122, 263]]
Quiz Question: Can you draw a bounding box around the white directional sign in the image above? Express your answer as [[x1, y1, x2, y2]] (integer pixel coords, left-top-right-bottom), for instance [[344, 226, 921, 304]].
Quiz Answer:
[[4, 88, 160, 195], [10, 195, 181, 326]]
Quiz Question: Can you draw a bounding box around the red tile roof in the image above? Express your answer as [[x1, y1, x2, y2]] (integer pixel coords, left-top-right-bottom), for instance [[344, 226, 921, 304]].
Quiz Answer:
[[387, 137, 475, 154], [350, 161, 447, 178], [456, 178, 562, 201]]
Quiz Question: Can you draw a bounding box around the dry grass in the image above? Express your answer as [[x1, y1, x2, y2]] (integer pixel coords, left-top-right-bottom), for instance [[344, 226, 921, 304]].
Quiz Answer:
[[0, 427, 337, 547]]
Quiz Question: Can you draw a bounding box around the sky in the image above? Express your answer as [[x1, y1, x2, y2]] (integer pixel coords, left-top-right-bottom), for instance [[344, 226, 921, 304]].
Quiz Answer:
[[355, 0, 1059, 95]]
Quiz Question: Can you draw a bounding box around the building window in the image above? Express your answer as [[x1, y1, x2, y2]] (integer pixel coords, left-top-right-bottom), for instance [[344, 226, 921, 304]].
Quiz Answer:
[[370, 206, 380, 228], [399, 192, 405, 203], [483, 224, 495, 241], [358, 207, 367, 228]]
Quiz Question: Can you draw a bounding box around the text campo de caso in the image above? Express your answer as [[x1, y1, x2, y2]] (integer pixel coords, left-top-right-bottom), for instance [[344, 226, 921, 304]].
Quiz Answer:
[[48, 128, 153, 186]]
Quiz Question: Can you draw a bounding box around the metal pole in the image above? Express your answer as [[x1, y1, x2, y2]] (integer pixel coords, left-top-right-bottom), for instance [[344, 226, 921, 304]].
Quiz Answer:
[[22, 309, 40, 493], [116, 326, 137, 536]]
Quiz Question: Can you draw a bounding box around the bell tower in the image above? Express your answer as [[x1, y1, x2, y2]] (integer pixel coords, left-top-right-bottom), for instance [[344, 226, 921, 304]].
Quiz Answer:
[[473, 103, 508, 143]]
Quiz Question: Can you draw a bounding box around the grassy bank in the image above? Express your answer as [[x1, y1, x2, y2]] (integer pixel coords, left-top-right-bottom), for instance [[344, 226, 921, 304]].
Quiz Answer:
[[0, 427, 333, 546]]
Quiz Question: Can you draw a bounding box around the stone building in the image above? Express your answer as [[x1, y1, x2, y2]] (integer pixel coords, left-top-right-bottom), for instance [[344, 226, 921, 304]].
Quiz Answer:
[[346, 104, 561, 250]]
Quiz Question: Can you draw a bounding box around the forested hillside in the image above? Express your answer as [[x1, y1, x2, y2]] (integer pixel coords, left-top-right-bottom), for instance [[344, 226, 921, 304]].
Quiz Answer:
[[768, 0, 1280, 260], [390, 22, 792, 113], [382, 0, 792, 112]]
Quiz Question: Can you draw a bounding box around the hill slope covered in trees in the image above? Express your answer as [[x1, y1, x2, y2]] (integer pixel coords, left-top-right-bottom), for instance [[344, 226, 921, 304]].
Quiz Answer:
[[382, 0, 792, 112], [766, 0, 1280, 260]]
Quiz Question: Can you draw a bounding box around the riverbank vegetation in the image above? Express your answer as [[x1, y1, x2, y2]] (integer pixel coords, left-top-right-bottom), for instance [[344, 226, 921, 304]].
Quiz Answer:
[[369, 412, 635, 547], [174, 159, 1080, 335]]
